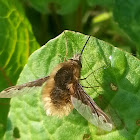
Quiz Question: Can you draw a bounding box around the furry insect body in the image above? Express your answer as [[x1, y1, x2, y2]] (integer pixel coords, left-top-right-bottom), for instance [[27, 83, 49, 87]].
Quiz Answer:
[[42, 55, 82, 117]]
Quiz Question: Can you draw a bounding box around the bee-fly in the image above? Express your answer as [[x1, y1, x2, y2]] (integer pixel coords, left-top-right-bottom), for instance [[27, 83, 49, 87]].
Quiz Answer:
[[0, 35, 112, 131]]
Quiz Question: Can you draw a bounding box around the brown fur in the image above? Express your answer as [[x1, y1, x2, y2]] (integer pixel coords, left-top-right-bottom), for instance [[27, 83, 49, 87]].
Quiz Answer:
[[42, 59, 81, 117]]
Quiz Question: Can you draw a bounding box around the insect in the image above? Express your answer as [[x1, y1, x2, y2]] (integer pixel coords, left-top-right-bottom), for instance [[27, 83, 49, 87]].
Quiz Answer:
[[0, 35, 112, 131]]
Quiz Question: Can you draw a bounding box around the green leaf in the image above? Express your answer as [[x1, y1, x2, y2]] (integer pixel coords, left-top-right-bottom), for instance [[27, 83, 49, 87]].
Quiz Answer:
[[113, 0, 140, 56], [4, 31, 140, 139], [87, 0, 113, 7], [0, 0, 39, 139], [26, 0, 80, 15]]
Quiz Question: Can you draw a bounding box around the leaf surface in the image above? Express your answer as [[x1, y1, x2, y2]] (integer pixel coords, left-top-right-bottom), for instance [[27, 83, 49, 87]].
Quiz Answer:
[[4, 30, 140, 140], [114, 0, 140, 56], [0, 0, 39, 139]]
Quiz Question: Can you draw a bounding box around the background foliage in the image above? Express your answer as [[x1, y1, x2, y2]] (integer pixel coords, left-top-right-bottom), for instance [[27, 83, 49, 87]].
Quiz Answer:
[[0, 0, 140, 139]]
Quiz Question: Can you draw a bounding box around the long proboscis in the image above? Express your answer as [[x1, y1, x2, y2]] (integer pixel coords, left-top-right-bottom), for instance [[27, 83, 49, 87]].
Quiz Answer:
[[80, 35, 91, 55]]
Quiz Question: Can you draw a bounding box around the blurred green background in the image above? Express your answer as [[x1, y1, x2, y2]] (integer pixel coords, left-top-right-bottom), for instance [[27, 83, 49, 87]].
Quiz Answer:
[[0, 0, 140, 139], [23, 0, 137, 54]]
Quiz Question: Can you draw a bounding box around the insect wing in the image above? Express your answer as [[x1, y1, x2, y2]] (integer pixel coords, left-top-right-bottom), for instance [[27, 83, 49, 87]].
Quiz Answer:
[[71, 83, 112, 131], [0, 76, 49, 98]]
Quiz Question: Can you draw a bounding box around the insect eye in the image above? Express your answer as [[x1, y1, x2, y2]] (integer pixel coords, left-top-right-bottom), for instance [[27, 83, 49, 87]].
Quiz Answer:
[[78, 61, 82, 68], [74, 60, 82, 68], [68, 59, 82, 68]]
